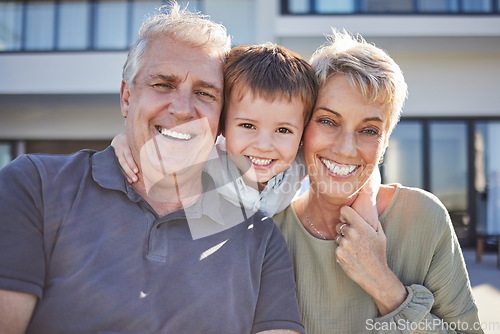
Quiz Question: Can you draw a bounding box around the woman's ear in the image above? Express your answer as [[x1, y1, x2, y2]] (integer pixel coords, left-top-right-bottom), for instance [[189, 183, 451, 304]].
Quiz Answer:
[[120, 80, 131, 118]]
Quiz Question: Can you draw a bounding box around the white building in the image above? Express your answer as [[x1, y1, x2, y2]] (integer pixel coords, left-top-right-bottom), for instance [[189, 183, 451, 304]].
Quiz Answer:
[[1, 0, 499, 247]]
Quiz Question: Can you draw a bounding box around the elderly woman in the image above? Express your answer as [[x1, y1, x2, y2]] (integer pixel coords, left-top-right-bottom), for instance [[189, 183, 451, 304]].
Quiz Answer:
[[273, 31, 482, 333]]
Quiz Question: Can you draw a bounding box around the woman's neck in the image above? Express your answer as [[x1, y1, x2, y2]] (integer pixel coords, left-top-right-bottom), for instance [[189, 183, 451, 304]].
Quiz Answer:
[[294, 190, 344, 240]]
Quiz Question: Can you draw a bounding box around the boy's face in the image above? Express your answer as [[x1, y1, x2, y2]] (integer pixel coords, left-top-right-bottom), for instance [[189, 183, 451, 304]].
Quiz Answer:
[[223, 92, 305, 189]]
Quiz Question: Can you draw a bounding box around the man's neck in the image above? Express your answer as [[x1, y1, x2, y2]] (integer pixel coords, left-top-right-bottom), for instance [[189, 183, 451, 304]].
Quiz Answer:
[[133, 173, 203, 217]]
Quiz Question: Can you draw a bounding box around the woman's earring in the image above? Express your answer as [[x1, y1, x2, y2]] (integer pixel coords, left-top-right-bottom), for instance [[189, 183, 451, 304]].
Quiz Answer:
[[378, 156, 384, 164]]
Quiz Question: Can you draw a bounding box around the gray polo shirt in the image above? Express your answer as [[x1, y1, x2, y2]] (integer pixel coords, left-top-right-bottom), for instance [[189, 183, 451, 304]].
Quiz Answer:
[[0, 147, 304, 334]]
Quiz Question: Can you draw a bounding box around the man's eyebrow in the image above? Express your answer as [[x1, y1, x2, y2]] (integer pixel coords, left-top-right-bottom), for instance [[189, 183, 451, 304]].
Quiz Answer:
[[197, 80, 223, 96], [149, 74, 178, 82]]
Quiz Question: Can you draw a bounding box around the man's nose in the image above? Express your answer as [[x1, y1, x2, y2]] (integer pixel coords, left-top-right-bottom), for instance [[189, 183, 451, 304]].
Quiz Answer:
[[168, 89, 195, 119]]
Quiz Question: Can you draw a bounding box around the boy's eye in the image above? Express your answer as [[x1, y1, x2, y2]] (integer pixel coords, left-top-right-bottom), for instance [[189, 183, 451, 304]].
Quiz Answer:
[[277, 127, 292, 134], [239, 123, 255, 130]]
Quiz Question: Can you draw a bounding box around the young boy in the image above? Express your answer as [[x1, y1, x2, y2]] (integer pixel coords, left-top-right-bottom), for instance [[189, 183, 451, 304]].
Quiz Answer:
[[113, 43, 318, 217], [113, 43, 378, 220]]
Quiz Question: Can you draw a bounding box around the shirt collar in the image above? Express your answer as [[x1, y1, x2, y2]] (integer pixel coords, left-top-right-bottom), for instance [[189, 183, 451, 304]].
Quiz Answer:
[[91, 146, 228, 225]]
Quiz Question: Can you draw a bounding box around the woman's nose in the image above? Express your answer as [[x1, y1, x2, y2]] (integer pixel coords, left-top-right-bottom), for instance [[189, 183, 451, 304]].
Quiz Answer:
[[336, 132, 357, 157]]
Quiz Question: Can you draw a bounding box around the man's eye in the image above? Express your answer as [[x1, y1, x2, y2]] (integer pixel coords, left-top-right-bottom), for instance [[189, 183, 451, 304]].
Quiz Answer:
[[152, 83, 172, 89], [277, 128, 292, 134], [196, 91, 216, 100]]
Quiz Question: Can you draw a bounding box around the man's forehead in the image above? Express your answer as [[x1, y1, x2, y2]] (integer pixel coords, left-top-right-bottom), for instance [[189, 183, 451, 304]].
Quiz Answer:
[[143, 40, 223, 86]]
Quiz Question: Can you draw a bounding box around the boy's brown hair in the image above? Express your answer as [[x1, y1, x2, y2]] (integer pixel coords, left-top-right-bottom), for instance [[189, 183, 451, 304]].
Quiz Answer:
[[220, 43, 318, 132]]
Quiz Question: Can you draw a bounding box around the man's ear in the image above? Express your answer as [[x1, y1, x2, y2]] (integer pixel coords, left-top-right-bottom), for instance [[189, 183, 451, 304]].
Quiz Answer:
[[120, 80, 131, 118]]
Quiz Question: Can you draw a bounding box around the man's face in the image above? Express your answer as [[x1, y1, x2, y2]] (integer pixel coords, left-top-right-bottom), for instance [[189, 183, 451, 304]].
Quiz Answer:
[[120, 37, 224, 187]]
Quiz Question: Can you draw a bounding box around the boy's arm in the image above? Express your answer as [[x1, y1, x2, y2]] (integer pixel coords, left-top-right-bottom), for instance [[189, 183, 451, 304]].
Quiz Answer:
[[110, 132, 139, 183], [351, 166, 381, 230]]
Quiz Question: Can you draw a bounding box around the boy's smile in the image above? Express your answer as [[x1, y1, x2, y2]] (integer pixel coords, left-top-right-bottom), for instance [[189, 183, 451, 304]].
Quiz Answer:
[[224, 91, 305, 190]]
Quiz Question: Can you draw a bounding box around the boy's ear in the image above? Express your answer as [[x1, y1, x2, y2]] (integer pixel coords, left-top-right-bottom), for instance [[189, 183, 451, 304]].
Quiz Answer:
[[120, 80, 131, 118]]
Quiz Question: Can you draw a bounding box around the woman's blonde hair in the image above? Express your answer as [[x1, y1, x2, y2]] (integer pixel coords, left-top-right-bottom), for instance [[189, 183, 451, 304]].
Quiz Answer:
[[310, 29, 407, 134]]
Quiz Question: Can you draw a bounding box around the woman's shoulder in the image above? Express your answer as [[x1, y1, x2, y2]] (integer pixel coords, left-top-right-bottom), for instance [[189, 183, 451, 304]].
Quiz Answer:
[[381, 184, 451, 230], [273, 204, 298, 228]]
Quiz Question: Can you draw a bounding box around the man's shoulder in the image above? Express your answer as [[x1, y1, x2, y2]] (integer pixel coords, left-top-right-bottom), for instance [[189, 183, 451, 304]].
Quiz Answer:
[[31, 149, 96, 166]]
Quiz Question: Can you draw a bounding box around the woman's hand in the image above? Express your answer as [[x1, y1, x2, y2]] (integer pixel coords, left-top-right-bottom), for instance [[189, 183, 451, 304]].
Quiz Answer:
[[335, 206, 407, 316], [351, 167, 380, 230], [111, 132, 139, 183]]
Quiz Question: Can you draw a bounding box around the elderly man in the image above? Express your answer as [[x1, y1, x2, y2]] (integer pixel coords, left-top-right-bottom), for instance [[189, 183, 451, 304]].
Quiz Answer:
[[0, 3, 303, 333]]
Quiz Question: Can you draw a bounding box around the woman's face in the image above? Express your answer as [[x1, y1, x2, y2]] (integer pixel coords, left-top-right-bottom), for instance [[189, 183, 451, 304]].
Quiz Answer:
[[303, 75, 389, 204]]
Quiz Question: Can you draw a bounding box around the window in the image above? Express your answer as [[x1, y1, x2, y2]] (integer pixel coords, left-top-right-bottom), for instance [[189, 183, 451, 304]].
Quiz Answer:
[[94, 0, 128, 50], [418, 0, 458, 13], [429, 122, 468, 213], [0, 143, 12, 170], [384, 122, 423, 188], [360, 0, 413, 13], [316, 0, 355, 13], [130, 1, 164, 43], [287, 0, 309, 14], [463, 0, 492, 12], [57, 1, 91, 50], [282, 0, 500, 14], [0, 2, 23, 51], [25, 1, 56, 50]]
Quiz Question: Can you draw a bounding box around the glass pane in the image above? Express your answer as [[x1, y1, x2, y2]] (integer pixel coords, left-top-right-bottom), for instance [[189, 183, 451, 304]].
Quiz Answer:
[[418, 0, 459, 12], [430, 122, 468, 211], [130, 1, 164, 44], [360, 0, 413, 12], [0, 143, 12, 170], [430, 122, 469, 240], [0, 2, 23, 51], [475, 122, 500, 235], [288, 0, 310, 13], [316, 0, 355, 13], [462, 0, 491, 12], [383, 122, 423, 188], [57, 1, 91, 50], [94, 0, 128, 50], [25, 1, 56, 50]]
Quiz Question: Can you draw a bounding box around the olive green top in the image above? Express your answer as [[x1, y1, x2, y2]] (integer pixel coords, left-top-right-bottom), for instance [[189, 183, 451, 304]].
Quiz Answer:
[[274, 184, 483, 334]]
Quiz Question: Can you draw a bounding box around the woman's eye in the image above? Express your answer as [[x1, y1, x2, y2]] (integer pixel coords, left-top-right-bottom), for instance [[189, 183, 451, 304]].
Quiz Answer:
[[277, 128, 292, 134], [362, 128, 379, 136], [318, 118, 335, 127]]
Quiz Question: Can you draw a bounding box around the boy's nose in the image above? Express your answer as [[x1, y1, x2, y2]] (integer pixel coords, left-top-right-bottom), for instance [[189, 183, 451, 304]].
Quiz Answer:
[[254, 133, 274, 153]]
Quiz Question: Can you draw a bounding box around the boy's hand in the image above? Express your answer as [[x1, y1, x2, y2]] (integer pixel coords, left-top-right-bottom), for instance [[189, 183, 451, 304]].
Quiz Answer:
[[351, 166, 381, 230], [111, 132, 139, 183]]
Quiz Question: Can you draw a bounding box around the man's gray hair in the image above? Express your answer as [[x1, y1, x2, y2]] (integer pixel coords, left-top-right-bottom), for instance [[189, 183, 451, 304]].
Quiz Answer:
[[123, 1, 231, 86]]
